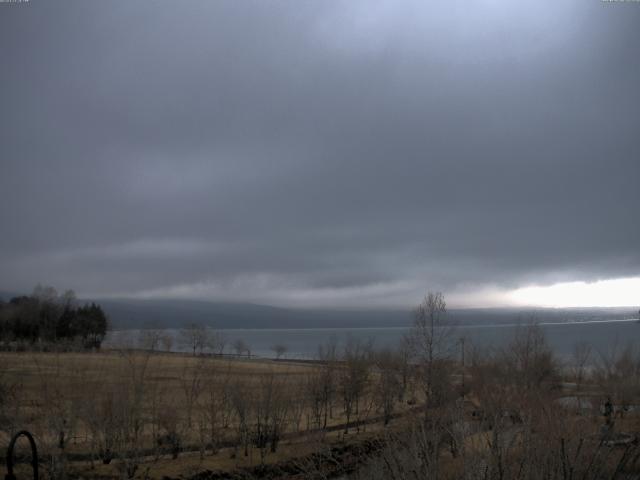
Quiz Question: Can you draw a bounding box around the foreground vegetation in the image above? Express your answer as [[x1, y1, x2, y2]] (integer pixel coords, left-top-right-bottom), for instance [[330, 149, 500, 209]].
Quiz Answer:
[[0, 292, 639, 479]]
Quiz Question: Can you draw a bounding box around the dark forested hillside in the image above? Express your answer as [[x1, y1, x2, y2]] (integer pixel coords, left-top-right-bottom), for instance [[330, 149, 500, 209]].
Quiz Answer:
[[0, 286, 108, 348]]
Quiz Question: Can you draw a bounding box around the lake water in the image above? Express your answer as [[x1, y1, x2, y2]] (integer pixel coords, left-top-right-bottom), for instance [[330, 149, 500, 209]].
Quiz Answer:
[[110, 319, 640, 361]]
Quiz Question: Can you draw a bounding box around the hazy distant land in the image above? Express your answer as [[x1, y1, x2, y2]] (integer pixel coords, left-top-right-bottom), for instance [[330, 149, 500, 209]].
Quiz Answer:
[[3, 291, 635, 330]]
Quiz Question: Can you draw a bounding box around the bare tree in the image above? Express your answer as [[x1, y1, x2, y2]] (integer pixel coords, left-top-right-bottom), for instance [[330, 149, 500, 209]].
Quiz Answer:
[[179, 356, 206, 427], [180, 323, 209, 356], [199, 361, 232, 455], [408, 292, 456, 411], [160, 333, 174, 352], [138, 328, 163, 351], [229, 378, 251, 458], [505, 323, 558, 392], [288, 377, 307, 434], [60, 289, 77, 309], [271, 343, 288, 359], [156, 403, 183, 459], [113, 347, 155, 478], [395, 336, 412, 403], [317, 336, 339, 427], [571, 341, 592, 392], [251, 371, 291, 464], [304, 370, 326, 430], [596, 342, 640, 419], [0, 357, 22, 438], [339, 337, 371, 434], [30, 352, 82, 479], [207, 330, 227, 355], [373, 348, 401, 425], [233, 338, 250, 358]]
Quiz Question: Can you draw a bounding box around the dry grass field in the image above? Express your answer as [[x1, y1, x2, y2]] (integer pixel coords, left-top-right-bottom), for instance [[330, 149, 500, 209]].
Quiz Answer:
[[0, 349, 412, 479]]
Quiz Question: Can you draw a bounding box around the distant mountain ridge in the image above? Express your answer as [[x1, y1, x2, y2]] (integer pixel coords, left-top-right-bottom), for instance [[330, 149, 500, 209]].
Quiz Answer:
[[92, 301, 640, 330], [1, 290, 637, 329], [96, 298, 413, 329]]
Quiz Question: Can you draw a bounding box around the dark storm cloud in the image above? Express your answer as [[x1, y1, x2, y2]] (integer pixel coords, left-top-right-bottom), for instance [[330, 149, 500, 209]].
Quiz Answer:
[[1, 0, 639, 307]]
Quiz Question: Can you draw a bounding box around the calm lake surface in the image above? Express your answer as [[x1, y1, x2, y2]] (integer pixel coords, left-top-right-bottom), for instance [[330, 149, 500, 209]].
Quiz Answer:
[[111, 319, 640, 361]]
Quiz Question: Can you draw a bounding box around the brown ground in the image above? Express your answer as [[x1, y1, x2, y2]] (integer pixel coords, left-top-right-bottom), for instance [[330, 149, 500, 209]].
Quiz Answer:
[[0, 350, 409, 479]]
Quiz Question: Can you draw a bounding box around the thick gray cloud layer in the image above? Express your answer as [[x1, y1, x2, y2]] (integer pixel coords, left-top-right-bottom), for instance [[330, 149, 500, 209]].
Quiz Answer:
[[1, 0, 639, 307]]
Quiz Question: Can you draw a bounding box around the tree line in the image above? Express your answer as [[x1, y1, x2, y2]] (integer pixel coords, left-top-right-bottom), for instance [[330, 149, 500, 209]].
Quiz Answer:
[[0, 285, 108, 349]]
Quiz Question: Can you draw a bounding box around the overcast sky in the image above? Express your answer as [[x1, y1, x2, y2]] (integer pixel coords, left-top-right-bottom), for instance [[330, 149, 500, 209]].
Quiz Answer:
[[1, 0, 639, 308]]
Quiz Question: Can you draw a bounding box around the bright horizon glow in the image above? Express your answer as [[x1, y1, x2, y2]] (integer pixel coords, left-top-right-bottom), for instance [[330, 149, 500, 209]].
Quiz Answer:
[[507, 276, 640, 308]]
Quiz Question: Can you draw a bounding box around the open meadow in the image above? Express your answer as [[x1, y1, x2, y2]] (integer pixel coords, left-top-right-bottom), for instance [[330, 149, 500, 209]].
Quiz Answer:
[[0, 346, 420, 479]]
